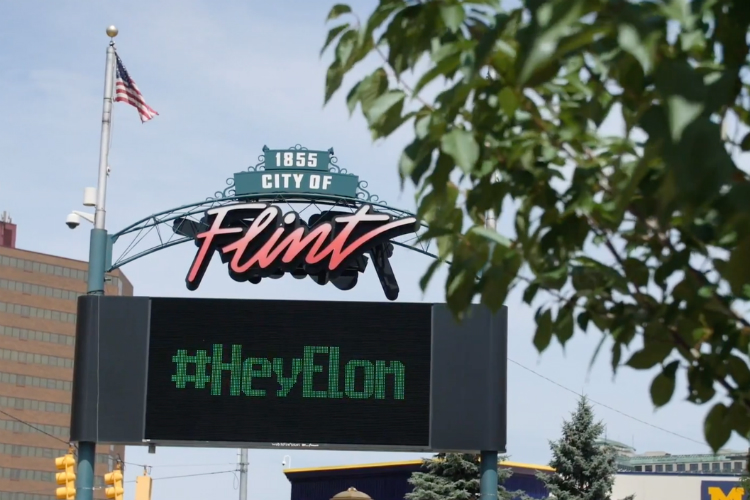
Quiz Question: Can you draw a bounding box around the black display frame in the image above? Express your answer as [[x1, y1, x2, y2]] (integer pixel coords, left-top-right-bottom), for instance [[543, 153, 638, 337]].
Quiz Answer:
[[70, 295, 508, 453]]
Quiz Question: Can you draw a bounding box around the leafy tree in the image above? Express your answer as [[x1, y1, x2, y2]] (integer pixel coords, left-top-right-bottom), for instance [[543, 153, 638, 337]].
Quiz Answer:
[[406, 453, 530, 500], [539, 396, 630, 500], [321, 0, 750, 451]]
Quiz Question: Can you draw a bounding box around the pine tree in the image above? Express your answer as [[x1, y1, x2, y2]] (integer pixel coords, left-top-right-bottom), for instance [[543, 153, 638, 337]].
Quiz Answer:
[[405, 453, 530, 500], [538, 396, 631, 500]]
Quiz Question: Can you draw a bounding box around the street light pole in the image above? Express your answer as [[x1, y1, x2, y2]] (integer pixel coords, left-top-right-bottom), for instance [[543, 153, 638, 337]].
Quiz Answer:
[[76, 25, 118, 500]]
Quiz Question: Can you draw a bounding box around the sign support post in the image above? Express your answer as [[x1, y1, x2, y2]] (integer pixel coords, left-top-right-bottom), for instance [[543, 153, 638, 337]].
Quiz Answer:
[[480, 170, 501, 500], [77, 25, 118, 500]]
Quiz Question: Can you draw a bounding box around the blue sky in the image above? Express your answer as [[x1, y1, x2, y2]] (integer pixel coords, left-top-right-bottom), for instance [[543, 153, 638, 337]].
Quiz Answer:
[[1, 1, 746, 499]]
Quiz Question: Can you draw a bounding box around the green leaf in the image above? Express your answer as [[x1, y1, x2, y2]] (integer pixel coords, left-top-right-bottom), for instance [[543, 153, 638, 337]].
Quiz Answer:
[[420, 260, 443, 292], [741, 132, 750, 152], [324, 63, 344, 104], [439, 4, 465, 32], [617, 23, 655, 74], [498, 87, 518, 116], [364, 91, 406, 126], [727, 236, 750, 296], [321, 24, 349, 56], [704, 402, 731, 452], [440, 129, 479, 174], [650, 360, 678, 407], [554, 305, 575, 346], [666, 95, 704, 143], [470, 226, 511, 247], [534, 309, 553, 352], [727, 355, 750, 390], [326, 4, 352, 21], [627, 346, 671, 370], [623, 258, 649, 288]]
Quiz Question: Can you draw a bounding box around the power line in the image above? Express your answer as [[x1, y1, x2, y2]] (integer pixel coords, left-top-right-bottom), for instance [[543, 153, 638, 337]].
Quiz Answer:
[[124, 470, 237, 484], [0, 408, 73, 448], [508, 358, 706, 446]]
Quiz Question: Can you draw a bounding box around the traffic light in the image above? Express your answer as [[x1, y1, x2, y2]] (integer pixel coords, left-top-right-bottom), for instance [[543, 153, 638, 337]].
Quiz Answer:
[[54, 450, 76, 500], [104, 463, 124, 500], [134, 470, 153, 500]]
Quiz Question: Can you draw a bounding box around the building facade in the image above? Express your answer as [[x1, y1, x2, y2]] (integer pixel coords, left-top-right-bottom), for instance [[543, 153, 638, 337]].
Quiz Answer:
[[612, 472, 748, 500], [0, 216, 132, 500], [284, 459, 552, 500], [600, 439, 748, 476]]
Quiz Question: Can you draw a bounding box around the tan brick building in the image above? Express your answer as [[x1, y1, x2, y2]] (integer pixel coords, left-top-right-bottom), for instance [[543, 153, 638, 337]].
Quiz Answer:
[[0, 214, 131, 500]]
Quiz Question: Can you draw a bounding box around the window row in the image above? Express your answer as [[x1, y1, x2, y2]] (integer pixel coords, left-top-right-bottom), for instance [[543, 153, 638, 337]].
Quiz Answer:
[[634, 460, 745, 472], [0, 395, 70, 414], [0, 418, 69, 438], [0, 325, 75, 347], [0, 348, 74, 369], [0, 466, 105, 487], [0, 302, 76, 324], [0, 371, 72, 392], [0, 255, 122, 289], [0, 443, 110, 463], [0, 279, 83, 302]]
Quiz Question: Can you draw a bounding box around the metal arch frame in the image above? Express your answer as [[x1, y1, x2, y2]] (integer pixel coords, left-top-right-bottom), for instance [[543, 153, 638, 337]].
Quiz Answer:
[[107, 145, 440, 273]]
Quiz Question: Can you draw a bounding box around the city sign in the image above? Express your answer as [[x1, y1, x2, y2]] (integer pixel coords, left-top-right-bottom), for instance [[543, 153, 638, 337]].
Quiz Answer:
[[70, 296, 508, 453], [233, 148, 359, 197], [171, 146, 419, 301], [184, 203, 417, 294]]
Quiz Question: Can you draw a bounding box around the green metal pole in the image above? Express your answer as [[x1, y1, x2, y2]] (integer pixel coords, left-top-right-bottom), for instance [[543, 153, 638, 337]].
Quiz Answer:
[[480, 170, 501, 500], [480, 451, 499, 500], [77, 27, 117, 500]]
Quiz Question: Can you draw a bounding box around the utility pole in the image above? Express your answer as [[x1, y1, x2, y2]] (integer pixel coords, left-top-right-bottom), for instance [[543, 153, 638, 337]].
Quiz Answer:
[[239, 448, 248, 500]]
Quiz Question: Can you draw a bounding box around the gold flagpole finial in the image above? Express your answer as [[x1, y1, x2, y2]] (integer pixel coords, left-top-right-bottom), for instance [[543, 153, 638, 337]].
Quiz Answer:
[[106, 25, 119, 38]]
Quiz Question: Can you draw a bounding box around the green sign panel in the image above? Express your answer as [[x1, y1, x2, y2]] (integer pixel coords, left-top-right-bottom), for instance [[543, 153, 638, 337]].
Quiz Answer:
[[233, 147, 360, 198]]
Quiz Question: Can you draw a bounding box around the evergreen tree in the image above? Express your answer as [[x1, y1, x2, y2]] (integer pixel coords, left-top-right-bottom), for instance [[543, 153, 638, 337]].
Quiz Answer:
[[406, 453, 530, 500], [539, 396, 631, 500]]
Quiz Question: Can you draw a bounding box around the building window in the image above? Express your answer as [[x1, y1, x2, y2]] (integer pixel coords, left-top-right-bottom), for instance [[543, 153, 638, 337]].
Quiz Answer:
[[0, 301, 76, 324], [0, 348, 73, 369], [0, 395, 70, 414], [0, 278, 83, 302], [645, 465, 653, 472], [723, 462, 732, 472], [0, 254, 122, 290], [712, 462, 721, 472], [665, 464, 673, 472], [634, 466, 642, 472], [677, 464, 685, 472], [655, 465, 663, 472], [734, 462, 744, 472], [0, 419, 69, 438], [702, 463, 711, 472], [690, 464, 699, 471]]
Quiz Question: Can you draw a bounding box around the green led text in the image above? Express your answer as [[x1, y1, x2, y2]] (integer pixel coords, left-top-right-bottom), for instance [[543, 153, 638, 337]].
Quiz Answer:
[[171, 345, 405, 399]]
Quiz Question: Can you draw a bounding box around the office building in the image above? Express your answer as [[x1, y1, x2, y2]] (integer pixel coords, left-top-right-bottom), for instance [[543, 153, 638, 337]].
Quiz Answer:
[[0, 214, 132, 500], [600, 439, 747, 475]]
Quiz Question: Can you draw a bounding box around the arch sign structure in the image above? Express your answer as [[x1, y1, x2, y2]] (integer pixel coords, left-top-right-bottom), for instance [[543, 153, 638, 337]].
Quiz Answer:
[[107, 144, 435, 300], [70, 145, 507, 461]]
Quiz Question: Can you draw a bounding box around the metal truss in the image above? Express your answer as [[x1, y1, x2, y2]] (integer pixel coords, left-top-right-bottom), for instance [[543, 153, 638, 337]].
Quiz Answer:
[[108, 191, 436, 273]]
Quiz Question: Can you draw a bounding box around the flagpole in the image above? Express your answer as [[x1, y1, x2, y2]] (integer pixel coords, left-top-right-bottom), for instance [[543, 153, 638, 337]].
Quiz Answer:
[[76, 24, 118, 500]]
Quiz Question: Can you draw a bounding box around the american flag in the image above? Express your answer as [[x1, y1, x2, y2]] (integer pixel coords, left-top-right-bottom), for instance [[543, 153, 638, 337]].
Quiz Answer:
[[114, 52, 158, 123]]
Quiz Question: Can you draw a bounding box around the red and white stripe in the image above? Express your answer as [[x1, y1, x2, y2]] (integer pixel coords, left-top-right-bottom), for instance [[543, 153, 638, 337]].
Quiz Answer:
[[114, 52, 159, 123]]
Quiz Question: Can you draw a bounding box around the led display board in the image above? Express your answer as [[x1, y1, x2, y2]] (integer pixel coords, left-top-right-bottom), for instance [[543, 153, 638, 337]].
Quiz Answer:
[[70, 295, 508, 453], [144, 298, 432, 449]]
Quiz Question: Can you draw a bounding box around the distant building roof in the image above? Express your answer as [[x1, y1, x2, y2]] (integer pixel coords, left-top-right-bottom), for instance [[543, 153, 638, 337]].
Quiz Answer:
[[284, 459, 554, 475]]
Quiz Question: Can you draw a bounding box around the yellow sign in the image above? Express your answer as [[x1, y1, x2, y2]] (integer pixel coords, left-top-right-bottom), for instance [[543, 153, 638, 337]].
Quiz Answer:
[[703, 482, 747, 500]]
